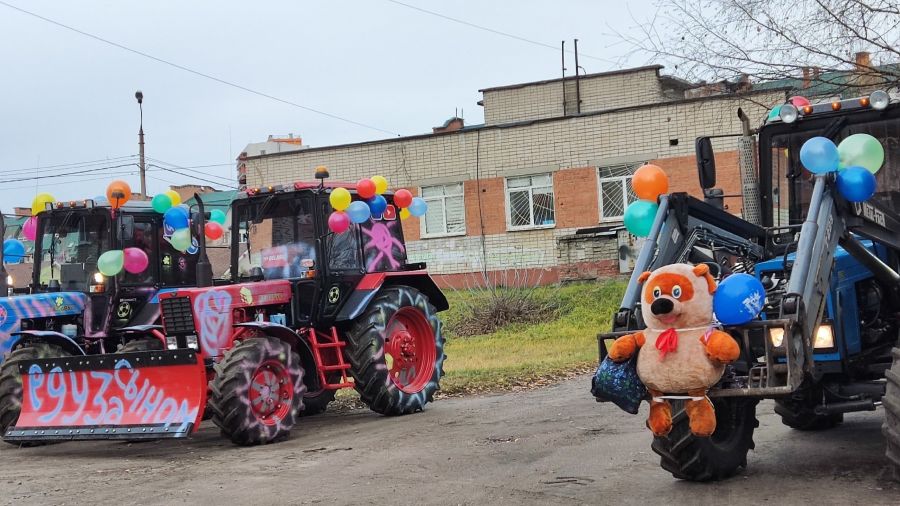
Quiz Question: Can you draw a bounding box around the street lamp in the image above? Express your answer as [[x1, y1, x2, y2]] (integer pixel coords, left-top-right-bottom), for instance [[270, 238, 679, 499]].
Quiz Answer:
[[135, 90, 146, 198]]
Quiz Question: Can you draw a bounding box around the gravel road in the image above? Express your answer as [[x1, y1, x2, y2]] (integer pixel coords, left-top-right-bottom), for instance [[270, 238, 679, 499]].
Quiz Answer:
[[1, 375, 897, 505]]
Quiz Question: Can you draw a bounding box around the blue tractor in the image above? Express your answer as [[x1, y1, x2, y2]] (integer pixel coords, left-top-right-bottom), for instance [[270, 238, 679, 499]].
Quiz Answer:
[[598, 90, 900, 480], [0, 197, 203, 435]]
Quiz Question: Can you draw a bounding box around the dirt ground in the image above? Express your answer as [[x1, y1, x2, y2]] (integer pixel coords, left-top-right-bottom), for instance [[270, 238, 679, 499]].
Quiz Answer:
[[1, 375, 898, 506]]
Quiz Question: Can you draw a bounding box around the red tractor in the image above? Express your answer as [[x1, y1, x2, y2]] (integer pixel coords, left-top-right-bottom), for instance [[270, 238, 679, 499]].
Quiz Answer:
[[3, 170, 448, 445]]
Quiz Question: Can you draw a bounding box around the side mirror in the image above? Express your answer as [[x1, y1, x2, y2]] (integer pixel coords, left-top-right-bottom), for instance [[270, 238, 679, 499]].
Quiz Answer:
[[120, 215, 134, 242], [695, 137, 717, 189]]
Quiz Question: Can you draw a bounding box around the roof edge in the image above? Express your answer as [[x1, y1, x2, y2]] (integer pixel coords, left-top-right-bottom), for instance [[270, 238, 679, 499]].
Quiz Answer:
[[478, 65, 664, 93]]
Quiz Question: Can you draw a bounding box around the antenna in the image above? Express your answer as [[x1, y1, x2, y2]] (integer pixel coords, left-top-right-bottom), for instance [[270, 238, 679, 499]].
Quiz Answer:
[[561, 40, 567, 115]]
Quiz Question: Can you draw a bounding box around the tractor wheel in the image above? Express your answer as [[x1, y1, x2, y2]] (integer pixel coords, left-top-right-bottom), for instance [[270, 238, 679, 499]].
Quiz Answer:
[[117, 337, 164, 353], [0, 343, 72, 445], [345, 286, 445, 416], [301, 373, 340, 417], [208, 336, 306, 445], [883, 347, 900, 481], [775, 398, 843, 431], [651, 397, 759, 481]]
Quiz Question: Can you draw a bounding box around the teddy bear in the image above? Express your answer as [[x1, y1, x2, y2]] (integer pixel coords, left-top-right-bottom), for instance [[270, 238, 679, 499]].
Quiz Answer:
[[608, 263, 740, 437]]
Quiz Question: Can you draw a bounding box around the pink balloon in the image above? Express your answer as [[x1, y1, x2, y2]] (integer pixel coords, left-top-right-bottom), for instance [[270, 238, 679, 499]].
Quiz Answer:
[[328, 211, 350, 234], [22, 216, 37, 242], [123, 247, 149, 274]]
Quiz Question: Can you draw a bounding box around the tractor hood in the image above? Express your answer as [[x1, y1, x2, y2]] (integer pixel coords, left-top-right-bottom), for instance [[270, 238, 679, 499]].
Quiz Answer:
[[0, 292, 89, 356]]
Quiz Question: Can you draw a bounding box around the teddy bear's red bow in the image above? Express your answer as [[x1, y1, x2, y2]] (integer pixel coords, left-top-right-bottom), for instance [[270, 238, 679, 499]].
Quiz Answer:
[[656, 328, 678, 360]]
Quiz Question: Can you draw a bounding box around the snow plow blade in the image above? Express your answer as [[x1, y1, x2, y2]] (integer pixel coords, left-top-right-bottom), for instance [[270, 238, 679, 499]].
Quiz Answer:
[[4, 350, 206, 442]]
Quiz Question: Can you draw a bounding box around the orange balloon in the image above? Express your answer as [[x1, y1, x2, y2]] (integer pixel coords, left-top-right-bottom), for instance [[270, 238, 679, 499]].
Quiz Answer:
[[632, 164, 669, 201], [106, 180, 132, 209]]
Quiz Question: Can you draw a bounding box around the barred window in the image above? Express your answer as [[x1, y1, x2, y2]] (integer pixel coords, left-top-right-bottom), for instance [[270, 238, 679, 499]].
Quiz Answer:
[[505, 174, 555, 230], [420, 183, 465, 237], [598, 163, 641, 222]]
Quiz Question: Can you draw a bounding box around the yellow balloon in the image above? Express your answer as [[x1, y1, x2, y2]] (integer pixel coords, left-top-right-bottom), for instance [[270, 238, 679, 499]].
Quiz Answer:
[[164, 190, 182, 207], [329, 187, 352, 211], [32, 193, 56, 215], [371, 175, 388, 195], [399, 208, 410, 220]]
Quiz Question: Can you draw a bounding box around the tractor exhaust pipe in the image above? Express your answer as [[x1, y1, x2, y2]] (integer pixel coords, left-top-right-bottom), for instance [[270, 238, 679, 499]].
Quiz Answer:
[[0, 210, 8, 295], [192, 194, 213, 288]]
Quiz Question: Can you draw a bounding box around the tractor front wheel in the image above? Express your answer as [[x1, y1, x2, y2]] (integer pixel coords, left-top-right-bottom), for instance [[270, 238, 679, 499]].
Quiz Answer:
[[651, 397, 759, 481], [775, 397, 843, 431], [345, 286, 445, 416], [208, 336, 306, 445], [117, 337, 165, 353], [0, 343, 73, 444], [301, 373, 340, 416], [883, 347, 900, 480]]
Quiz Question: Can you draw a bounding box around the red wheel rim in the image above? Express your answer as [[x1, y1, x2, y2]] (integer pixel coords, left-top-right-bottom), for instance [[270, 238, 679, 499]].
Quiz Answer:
[[248, 359, 293, 425], [384, 307, 436, 394]]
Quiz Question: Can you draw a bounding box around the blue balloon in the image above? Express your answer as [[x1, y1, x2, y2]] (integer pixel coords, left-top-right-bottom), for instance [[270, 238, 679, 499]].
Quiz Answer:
[[836, 166, 876, 203], [367, 195, 387, 217], [347, 200, 371, 224], [713, 273, 765, 325], [408, 197, 428, 217], [800, 136, 840, 174], [3, 239, 26, 264], [163, 206, 190, 230]]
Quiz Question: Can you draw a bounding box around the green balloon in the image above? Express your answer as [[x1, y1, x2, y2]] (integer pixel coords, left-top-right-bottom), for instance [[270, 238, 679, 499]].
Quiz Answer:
[[209, 209, 227, 225], [151, 193, 173, 213], [767, 104, 782, 122], [170, 228, 192, 252], [97, 250, 124, 276], [838, 133, 885, 173], [623, 200, 659, 238]]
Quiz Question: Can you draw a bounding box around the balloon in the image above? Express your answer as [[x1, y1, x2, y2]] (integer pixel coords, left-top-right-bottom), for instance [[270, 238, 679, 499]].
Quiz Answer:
[[163, 206, 190, 230], [799, 136, 840, 174], [368, 195, 387, 216], [170, 228, 192, 252], [347, 200, 371, 224], [328, 211, 351, 234], [97, 250, 125, 276], [408, 197, 428, 217], [399, 208, 410, 220], [371, 175, 388, 195], [623, 200, 658, 237], [187, 236, 199, 255], [106, 180, 132, 209], [713, 273, 765, 325], [357, 179, 376, 199], [164, 190, 182, 207], [767, 104, 782, 122], [789, 96, 810, 108], [209, 208, 227, 225], [632, 164, 669, 201], [31, 193, 56, 215], [22, 216, 37, 242], [204, 221, 224, 240], [151, 193, 173, 214], [838, 133, 885, 174], [123, 247, 150, 274], [836, 166, 877, 203], [329, 187, 352, 211], [3, 239, 26, 264], [394, 189, 413, 208]]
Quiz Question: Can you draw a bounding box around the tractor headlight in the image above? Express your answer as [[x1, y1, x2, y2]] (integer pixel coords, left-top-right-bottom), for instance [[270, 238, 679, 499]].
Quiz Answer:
[[769, 327, 785, 348], [779, 104, 799, 123], [6, 275, 12, 296], [90, 272, 105, 293], [93, 272, 104, 284], [814, 324, 834, 349], [870, 90, 890, 111]]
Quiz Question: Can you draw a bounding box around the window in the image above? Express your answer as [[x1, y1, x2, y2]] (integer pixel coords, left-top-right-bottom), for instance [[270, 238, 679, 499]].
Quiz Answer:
[[598, 163, 641, 222], [234, 196, 317, 280], [505, 174, 555, 230], [420, 183, 465, 237]]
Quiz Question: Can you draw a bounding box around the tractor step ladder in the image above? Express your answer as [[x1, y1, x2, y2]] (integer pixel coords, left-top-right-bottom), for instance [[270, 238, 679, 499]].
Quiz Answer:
[[308, 327, 354, 389]]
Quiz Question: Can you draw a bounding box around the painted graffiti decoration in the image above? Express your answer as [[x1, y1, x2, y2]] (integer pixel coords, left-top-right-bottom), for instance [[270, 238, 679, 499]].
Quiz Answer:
[[362, 220, 406, 272], [325, 174, 427, 234]]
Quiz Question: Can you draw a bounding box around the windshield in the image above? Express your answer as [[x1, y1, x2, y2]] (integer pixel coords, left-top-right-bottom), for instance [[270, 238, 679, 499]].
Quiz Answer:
[[37, 210, 110, 290], [767, 116, 900, 226], [234, 195, 317, 280]]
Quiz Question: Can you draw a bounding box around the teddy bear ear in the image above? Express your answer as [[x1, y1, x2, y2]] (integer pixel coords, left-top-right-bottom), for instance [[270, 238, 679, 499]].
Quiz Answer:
[[637, 271, 652, 283], [692, 264, 710, 276], [693, 263, 717, 294]]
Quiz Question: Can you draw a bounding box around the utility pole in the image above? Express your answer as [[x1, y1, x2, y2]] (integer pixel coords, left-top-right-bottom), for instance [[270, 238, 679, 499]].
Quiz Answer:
[[135, 90, 146, 197]]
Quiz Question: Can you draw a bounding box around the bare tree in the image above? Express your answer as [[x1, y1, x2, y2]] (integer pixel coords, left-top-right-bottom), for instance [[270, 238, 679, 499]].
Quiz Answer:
[[616, 0, 900, 95]]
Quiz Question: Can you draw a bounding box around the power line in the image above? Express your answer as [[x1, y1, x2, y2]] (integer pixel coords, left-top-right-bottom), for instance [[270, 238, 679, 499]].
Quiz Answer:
[[147, 164, 238, 189], [0, 163, 139, 184], [145, 157, 235, 184], [384, 0, 619, 66], [0, 155, 137, 175], [1, 172, 139, 191], [0, 1, 399, 137]]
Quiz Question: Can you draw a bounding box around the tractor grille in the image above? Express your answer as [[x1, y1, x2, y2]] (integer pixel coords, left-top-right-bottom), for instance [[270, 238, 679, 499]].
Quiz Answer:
[[161, 296, 195, 335]]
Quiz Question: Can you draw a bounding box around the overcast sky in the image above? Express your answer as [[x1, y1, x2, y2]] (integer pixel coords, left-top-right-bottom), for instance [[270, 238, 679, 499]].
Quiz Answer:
[[0, 0, 654, 207]]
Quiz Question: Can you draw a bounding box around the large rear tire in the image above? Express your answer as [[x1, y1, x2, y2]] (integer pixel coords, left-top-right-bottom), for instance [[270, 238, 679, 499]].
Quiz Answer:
[[0, 343, 72, 445], [883, 347, 900, 481], [208, 337, 306, 445], [345, 286, 445, 416], [651, 397, 759, 481]]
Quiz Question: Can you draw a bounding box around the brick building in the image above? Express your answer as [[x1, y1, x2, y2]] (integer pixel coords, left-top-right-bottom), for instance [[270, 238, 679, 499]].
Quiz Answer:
[[242, 65, 787, 286]]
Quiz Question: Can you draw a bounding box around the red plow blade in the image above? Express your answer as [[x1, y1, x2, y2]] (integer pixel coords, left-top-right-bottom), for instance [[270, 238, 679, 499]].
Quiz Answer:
[[4, 350, 207, 442]]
